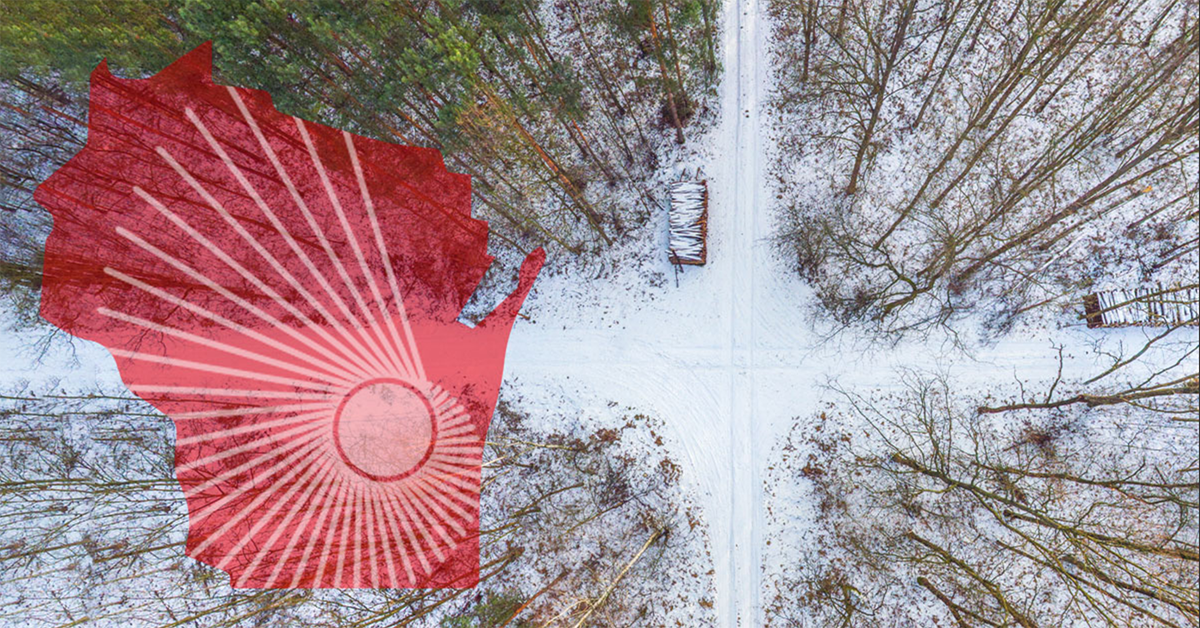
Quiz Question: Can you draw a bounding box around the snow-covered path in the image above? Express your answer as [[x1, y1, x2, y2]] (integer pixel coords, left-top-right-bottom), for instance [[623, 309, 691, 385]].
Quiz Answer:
[[506, 0, 783, 623], [726, 0, 767, 622]]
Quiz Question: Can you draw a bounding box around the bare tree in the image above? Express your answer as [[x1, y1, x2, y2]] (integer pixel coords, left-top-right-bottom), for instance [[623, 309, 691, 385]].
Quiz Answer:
[[772, 0, 1199, 332], [0, 389, 713, 627], [768, 370, 1198, 627]]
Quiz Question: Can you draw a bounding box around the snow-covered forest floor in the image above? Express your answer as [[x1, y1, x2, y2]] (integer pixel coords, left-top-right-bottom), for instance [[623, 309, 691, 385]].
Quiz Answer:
[[757, 0, 1198, 624], [1, 0, 1197, 626]]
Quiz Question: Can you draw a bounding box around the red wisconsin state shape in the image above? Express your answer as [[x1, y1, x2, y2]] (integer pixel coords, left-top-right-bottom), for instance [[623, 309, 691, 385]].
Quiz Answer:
[[35, 43, 544, 589]]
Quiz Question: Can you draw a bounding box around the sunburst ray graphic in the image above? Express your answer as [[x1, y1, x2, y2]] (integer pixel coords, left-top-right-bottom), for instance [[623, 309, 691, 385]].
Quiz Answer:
[[35, 43, 544, 589]]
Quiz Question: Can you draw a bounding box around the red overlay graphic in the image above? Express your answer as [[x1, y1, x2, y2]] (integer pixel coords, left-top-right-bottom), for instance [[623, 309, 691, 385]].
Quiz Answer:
[[35, 43, 544, 588]]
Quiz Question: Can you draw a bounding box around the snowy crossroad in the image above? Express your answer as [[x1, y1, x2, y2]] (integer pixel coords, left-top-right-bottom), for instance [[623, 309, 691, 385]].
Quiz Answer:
[[506, 1, 802, 623], [502, 1, 1114, 625]]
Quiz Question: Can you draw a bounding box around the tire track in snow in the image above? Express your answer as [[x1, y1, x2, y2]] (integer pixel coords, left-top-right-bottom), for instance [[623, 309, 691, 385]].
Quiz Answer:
[[727, 0, 757, 623], [726, 0, 768, 623]]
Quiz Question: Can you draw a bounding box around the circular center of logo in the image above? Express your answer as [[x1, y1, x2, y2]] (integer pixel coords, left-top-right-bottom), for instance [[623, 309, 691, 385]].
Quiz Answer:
[[333, 378, 435, 481]]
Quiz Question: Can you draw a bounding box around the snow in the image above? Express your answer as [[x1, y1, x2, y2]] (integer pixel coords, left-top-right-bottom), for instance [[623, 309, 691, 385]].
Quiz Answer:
[[0, 307, 125, 391], [503, 1, 1196, 625], [1, 0, 1196, 625]]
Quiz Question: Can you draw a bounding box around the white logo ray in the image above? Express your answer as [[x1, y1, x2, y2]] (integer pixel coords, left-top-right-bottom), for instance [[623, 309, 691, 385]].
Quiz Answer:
[[373, 483, 419, 584], [172, 402, 330, 421], [175, 408, 333, 446], [104, 267, 366, 388], [175, 420, 327, 474], [225, 456, 339, 581], [186, 103, 393, 377], [184, 434, 324, 510], [141, 155, 382, 381], [108, 348, 339, 395], [205, 453, 335, 570], [376, 483, 437, 575], [295, 119, 416, 381], [131, 186, 373, 384], [344, 132, 427, 382], [332, 480, 361, 588], [214, 91, 398, 377], [292, 474, 350, 588], [130, 385, 331, 401], [100, 306, 354, 390], [113, 226, 375, 384]]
